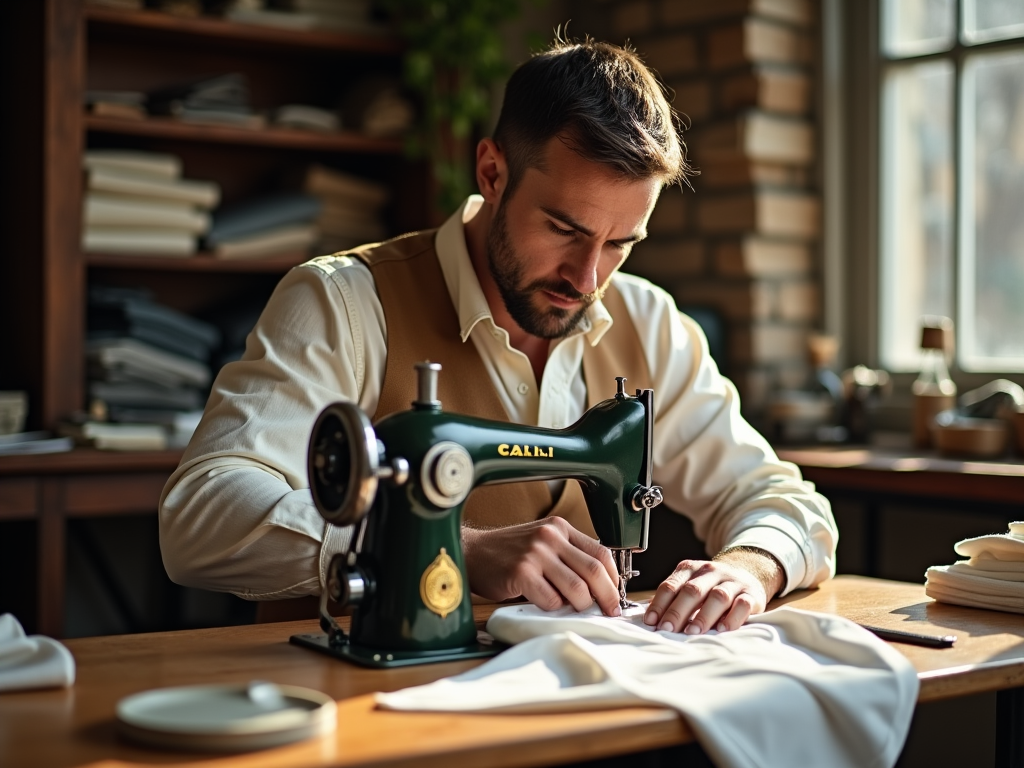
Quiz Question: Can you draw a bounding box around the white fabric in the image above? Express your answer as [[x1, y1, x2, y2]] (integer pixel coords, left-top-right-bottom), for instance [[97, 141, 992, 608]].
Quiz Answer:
[[927, 566, 1024, 599], [926, 523, 1024, 613], [953, 522, 1024, 560], [377, 603, 919, 768], [948, 559, 1024, 580], [159, 195, 837, 600], [0, 614, 75, 693]]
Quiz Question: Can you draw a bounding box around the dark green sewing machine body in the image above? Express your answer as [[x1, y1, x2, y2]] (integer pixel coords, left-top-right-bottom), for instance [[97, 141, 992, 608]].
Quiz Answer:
[[354, 395, 649, 654], [291, 366, 659, 668]]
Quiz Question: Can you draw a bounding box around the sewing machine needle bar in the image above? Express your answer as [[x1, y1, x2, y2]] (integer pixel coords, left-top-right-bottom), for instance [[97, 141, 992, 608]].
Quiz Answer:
[[615, 549, 638, 609]]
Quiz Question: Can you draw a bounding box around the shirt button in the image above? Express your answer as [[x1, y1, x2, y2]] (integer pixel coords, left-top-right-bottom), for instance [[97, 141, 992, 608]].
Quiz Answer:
[[517, 383, 530, 395]]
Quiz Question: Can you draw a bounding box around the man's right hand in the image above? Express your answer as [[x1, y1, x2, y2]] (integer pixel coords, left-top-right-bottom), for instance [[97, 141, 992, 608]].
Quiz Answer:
[[462, 517, 622, 616]]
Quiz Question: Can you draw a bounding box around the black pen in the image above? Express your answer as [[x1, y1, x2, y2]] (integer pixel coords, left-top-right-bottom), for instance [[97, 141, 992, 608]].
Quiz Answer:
[[859, 624, 957, 648]]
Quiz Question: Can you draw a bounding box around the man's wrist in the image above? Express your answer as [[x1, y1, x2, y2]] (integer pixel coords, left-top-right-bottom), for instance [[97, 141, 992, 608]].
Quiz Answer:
[[713, 546, 786, 601]]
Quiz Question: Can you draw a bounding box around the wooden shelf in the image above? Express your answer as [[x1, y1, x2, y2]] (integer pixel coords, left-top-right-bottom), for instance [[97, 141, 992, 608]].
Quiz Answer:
[[85, 6, 403, 56], [85, 250, 310, 273], [85, 114, 404, 154], [0, 448, 184, 477]]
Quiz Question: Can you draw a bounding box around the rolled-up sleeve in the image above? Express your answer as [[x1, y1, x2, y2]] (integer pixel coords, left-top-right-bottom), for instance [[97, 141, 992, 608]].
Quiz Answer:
[[159, 257, 385, 599], [616, 275, 838, 595]]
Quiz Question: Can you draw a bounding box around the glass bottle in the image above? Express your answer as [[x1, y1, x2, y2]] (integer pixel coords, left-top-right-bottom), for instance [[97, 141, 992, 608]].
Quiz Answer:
[[912, 319, 956, 449], [807, 335, 846, 442]]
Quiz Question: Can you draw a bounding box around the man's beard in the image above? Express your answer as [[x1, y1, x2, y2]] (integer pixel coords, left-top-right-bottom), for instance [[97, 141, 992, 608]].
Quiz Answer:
[[486, 202, 600, 340]]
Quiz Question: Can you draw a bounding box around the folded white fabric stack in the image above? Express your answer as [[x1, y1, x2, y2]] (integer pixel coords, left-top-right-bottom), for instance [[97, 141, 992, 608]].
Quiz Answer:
[[925, 522, 1024, 613], [0, 614, 75, 693], [377, 602, 919, 768]]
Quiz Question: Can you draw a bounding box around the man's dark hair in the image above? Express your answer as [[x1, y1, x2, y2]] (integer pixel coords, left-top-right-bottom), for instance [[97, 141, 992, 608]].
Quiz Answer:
[[493, 36, 690, 197]]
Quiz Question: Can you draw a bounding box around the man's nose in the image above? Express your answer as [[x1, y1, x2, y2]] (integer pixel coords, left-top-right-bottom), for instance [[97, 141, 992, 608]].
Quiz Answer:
[[561, 244, 602, 296]]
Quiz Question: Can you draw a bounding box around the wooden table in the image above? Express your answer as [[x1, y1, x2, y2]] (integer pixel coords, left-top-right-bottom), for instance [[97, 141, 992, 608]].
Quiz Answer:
[[0, 449, 183, 636], [4, 576, 1024, 768]]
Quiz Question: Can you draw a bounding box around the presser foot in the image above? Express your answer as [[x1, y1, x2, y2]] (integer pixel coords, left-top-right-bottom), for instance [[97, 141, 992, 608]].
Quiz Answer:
[[290, 633, 502, 669], [615, 550, 641, 611], [617, 583, 639, 610]]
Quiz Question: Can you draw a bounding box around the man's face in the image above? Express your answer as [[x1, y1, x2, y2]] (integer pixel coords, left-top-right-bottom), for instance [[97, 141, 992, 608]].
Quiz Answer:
[[486, 137, 661, 340]]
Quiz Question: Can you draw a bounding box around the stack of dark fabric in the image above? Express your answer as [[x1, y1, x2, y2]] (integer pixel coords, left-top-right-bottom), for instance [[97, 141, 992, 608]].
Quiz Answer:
[[205, 191, 322, 260], [147, 73, 264, 130], [87, 286, 220, 446]]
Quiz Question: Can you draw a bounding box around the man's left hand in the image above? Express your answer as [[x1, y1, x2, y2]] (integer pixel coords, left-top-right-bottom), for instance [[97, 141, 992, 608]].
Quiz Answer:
[[643, 548, 784, 635]]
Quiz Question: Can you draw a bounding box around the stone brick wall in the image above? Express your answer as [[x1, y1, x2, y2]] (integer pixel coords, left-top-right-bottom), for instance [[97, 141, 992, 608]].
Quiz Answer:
[[594, 0, 822, 416]]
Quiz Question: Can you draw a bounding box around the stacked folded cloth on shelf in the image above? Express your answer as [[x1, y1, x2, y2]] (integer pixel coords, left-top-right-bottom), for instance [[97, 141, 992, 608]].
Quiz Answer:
[[82, 150, 220, 257], [304, 164, 388, 253], [341, 74, 414, 137], [147, 73, 264, 130], [73, 286, 220, 450], [378, 602, 919, 768], [205, 192, 322, 260], [227, 0, 393, 35], [0, 614, 75, 693], [925, 522, 1024, 614]]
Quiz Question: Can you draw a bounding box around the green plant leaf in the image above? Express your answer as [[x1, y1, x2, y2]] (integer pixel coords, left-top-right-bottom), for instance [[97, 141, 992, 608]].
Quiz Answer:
[[380, 0, 546, 216]]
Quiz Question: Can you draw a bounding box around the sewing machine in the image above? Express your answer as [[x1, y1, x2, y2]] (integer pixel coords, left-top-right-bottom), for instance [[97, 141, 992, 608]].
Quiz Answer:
[[290, 362, 663, 668]]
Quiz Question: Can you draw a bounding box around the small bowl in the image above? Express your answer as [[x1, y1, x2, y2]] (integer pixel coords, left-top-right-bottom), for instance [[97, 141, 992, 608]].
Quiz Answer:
[[933, 414, 1009, 458], [767, 391, 835, 423]]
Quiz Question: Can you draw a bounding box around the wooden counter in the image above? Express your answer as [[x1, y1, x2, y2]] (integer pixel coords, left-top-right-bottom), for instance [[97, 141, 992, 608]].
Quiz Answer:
[[4, 576, 1024, 768], [776, 446, 1024, 507]]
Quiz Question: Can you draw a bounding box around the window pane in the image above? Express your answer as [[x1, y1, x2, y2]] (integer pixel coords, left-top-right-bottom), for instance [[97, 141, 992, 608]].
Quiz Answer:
[[883, 0, 956, 57], [880, 61, 955, 371], [961, 50, 1024, 371], [964, 0, 1024, 44]]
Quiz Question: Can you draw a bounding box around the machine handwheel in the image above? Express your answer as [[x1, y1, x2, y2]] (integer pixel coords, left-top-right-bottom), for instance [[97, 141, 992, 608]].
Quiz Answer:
[[308, 402, 380, 526]]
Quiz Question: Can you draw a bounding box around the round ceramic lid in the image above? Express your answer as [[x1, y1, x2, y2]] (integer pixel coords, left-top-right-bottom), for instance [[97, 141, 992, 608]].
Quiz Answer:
[[116, 682, 336, 752]]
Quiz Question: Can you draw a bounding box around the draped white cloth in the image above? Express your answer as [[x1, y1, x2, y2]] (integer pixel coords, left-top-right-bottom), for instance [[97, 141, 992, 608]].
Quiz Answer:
[[377, 602, 919, 768], [0, 614, 75, 693]]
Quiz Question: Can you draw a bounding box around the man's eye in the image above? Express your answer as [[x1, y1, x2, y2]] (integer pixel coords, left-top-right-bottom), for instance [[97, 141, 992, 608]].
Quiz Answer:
[[548, 223, 576, 237]]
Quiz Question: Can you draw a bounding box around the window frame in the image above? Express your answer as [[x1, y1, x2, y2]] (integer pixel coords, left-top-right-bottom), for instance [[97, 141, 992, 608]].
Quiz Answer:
[[828, 0, 1024, 395]]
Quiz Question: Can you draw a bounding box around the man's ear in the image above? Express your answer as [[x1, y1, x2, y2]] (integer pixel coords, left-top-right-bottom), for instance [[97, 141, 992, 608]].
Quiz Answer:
[[475, 138, 507, 205]]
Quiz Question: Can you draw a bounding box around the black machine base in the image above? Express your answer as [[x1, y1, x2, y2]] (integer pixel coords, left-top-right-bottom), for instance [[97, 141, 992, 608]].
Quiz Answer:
[[290, 633, 502, 668]]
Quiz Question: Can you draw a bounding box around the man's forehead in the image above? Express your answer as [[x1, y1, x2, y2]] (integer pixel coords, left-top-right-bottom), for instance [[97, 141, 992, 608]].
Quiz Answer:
[[521, 163, 659, 232]]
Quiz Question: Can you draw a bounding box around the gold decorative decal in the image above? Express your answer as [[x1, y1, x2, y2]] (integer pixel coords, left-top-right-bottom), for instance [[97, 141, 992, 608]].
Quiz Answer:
[[419, 547, 462, 619], [497, 443, 554, 458]]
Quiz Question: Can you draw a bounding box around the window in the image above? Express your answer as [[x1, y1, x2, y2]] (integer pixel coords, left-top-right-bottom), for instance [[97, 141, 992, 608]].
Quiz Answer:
[[879, 0, 1024, 373]]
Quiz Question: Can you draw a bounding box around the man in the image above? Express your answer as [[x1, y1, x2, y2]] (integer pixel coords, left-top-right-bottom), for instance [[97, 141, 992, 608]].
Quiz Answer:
[[160, 39, 837, 636]]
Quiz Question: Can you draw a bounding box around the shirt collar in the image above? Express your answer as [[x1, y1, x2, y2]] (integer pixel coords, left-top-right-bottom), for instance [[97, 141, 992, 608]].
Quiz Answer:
[[434, 195, 614, 346]]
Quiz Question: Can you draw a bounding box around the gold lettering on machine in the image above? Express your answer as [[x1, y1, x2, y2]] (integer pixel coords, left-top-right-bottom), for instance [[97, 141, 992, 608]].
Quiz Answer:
[[497, 444, 554, 458]]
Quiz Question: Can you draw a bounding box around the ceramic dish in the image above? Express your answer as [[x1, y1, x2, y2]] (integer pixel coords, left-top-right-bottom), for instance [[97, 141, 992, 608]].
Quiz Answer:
[[116, 682, 336, 752]]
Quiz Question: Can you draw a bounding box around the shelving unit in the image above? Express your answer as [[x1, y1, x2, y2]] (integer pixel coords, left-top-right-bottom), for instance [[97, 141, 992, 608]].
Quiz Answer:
[[3, 0, 429, 431], [0, 0, 431, 637]]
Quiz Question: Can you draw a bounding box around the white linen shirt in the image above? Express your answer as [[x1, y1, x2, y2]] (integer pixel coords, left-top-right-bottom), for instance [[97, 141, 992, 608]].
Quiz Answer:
[[159, 196, 838, 601]]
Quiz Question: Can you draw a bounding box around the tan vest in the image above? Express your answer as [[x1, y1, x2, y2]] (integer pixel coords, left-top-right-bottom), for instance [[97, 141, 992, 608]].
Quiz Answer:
[[256, 230, 651, 622], [360, 229, 652, 536]]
